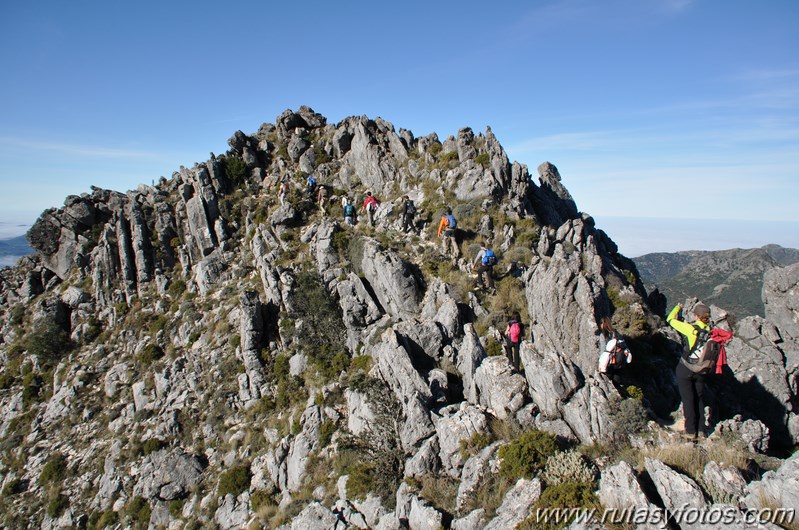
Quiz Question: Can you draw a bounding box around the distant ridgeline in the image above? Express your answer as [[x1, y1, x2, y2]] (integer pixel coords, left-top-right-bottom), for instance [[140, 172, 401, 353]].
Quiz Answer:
[[634, 244, 799, 318]]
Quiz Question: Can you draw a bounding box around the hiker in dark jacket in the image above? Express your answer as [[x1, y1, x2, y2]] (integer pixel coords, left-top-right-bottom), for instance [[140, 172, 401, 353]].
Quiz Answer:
[[401, 196, 416, 233], [667, 302, 711, 441]]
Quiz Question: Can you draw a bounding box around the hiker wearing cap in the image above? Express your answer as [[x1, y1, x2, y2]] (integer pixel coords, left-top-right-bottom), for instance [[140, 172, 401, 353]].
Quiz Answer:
[[362, 192, 379, 226], [436, 208, 460, 258], [667, 302, 713, 441], [473, 241, 497, 293]]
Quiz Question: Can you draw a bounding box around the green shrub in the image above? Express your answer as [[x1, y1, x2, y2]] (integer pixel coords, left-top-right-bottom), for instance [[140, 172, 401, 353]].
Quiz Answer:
[[609, 397, 648, 439], [484, 337, 503, 357], [125, 496, 151, 527], [137, 343, 164, 365], [250, 489, 277, 512], [22, 372, 44, 402], [520, 482, 599, 530], [141, 438, 166, 456], [474, 152, 490, 168], [223, 155, 248, 187], [543, 451, 597, 486], [169, 498, 186, 518], [218, 464, 251, 497], [273, 353, 290, 381], [26, 317, 71, 369], [148, 315, 168, 334], [47, 488, 69, 518], [626, 385, 644, 401], [230, 334, 241, 349], [345, 461, 378, 501], [167, 279, 187, 298], [459, 431, 494, 459], [349, 355, 373, 373], [40, 453, 67, 486], [498, 430, 559, 480], [89, 509, 118, 530], [318, 420, 336, 448]]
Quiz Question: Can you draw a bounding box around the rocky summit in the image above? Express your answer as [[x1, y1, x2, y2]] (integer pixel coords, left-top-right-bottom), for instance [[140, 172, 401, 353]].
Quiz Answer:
[[1, 106, 798, 529]]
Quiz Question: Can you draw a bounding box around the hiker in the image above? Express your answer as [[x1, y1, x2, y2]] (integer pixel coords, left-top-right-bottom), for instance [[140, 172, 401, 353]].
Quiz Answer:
[[278, 178, 290, 206], [436, 208, 460, 258], [317, 184, 329, 213], [401, 196, 416, 233], [667, 302, 733, 441], [362, 192, 379, 226], [306, 174, 317, 195], [343, 200, 356, 226], [473, 241, 497, 292], [503, 312, 524, 371], [597, 316, 631, 379]]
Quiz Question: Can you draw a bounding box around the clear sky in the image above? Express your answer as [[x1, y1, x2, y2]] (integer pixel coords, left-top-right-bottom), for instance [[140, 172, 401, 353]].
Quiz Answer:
[[1, 0, 797, 256]]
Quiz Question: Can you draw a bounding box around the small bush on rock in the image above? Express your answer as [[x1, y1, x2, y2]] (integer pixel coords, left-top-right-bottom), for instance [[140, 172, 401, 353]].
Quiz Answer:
[[519, 481, 599, 530], [498, 430, 559, 480], [218, 464, 251, 497], [125, 495, 151, 528], [609, 397, 648, 439], [40, 453, 67, 486], [543, 451, 597, 486]]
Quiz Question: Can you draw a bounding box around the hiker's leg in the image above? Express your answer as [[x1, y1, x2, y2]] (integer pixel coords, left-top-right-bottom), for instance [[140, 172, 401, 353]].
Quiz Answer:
[[512, 342, 521, 371], [694, 375, 707, 435], [487, 267, 495, 288], [676, 364, 697, 435]]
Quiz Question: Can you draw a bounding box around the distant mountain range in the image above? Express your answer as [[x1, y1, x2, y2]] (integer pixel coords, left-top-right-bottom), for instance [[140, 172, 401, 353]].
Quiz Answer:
[[0, 235, 33, 267], [634, 244, 799, 318]]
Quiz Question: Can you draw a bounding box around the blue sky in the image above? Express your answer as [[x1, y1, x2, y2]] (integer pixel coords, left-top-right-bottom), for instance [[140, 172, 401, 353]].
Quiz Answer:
[[1, 0, 797, 256]]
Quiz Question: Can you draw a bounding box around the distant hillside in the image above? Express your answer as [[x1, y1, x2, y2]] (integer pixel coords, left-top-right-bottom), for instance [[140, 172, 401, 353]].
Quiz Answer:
[[0, 235, 33, 267], [634, 245, 799, 318]]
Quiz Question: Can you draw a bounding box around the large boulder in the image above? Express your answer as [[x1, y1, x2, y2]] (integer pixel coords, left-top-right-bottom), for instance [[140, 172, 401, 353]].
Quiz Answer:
[[133, 449, 205, 501], [474, 356, 527, 419], [520, 345, 583, 418]]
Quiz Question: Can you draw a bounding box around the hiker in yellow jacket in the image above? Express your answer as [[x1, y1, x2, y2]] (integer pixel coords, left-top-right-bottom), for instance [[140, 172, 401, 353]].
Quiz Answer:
[[667, 302, 711, 441]]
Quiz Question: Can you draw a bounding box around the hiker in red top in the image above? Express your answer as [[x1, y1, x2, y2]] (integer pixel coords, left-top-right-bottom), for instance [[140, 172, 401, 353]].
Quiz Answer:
[[361, 192, 379, 226], [503, 312, 524, 372]]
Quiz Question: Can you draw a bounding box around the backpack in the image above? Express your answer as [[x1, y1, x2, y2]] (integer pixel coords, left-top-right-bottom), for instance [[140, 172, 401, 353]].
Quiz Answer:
[[508, 320, 522, 343], [307, 176, 317, 188], [445, 214, 457, 229], [406, 201, 416, 215], [606, 333, 630, 366], [482, 249, 498, 266], [344, 204, 355, 217], [682, 325, 721, 374]]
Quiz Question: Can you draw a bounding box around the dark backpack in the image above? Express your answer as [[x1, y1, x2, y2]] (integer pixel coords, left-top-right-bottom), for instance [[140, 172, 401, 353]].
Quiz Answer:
[[445, 214, 457, 229], [607, 333, 629, 366], [344, 204, 355, 217], [482, 249, 498, 266], [681, 324, 720, 374], [406, 201, 416, 215]]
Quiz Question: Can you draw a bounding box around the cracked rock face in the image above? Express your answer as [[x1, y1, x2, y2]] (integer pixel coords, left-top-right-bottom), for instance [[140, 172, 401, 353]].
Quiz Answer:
[[3, 106, 798, 528]]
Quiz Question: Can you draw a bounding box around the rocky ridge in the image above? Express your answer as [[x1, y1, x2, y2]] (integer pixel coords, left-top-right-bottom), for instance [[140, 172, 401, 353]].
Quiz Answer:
[[0, 106, 797, 529]]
